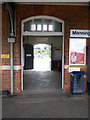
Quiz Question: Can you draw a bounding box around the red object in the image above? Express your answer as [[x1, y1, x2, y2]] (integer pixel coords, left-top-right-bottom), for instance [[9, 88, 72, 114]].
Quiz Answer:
[[56, 62, 60, 70], [56, 49, 61, 51]]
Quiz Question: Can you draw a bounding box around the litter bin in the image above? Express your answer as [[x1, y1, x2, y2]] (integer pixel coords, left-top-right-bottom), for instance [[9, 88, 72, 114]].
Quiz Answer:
[[71, 71, 85, 94]]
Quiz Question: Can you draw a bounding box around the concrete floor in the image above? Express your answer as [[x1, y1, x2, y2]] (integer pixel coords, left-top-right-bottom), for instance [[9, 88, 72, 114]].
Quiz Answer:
[[24, 70, 61, 94], [2, 70, 89, 119], [2, 93, 88, 118]]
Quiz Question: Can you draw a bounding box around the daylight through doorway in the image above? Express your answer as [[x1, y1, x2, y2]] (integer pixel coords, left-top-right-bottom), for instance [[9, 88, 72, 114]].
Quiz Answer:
[[23, 36, 63, 91], [34, 44, 51, 71]]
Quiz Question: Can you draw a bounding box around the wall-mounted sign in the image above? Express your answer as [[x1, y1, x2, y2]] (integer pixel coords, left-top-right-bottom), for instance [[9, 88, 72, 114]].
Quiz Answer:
[[69, 38, 86, 65], [26, 54, 32, 57], [55, 49, 61, 51], [1, 54, 10, 58], [8, 38, 15, 43], [70, 29, 90, 38], [69, 67, 80, 73]]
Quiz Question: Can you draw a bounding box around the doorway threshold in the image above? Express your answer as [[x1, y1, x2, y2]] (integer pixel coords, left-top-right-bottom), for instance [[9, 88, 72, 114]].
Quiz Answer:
[[21, 89, 65, 95]]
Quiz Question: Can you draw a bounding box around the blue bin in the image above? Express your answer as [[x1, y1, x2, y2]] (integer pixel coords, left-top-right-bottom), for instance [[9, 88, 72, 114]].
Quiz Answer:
[[71, 71, 85, 94]]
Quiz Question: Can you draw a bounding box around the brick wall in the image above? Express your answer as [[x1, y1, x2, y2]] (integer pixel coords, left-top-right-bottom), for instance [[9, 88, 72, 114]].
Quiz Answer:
[[2, 4, 89, 93], [16, 4, 88, 93], [2, 5, 10, 92], [2, 5, 21, 93]]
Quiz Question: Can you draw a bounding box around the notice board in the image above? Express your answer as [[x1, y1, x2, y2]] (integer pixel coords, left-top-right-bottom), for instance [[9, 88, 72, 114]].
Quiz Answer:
[[69, 38, 86, 65]]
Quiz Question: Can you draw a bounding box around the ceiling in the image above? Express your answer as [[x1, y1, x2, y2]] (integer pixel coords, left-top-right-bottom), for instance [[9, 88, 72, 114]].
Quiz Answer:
[[2, 0, 90, 2], [1, 0, 90, 6]]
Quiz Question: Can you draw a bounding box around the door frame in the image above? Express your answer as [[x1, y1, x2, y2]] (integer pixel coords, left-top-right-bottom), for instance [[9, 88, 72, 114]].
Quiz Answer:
[[21, 15, 64, 91]]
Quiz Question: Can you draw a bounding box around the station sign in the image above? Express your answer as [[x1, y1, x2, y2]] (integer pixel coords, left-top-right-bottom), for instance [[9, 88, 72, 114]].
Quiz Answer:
[[70, 29, 90, 38]]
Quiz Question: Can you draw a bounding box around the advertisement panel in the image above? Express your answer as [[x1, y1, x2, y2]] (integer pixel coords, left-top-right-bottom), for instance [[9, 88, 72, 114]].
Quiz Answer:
[[69, 38, 86, 65]]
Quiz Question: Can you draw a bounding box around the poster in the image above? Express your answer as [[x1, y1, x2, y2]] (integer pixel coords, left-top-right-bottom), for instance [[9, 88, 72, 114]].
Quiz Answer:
[[69, 38, 86, 65]]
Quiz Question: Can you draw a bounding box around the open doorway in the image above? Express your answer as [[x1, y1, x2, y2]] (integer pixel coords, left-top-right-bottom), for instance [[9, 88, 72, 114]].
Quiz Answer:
[[23, 36, 63, 93], [21, 16, 64, 93], [34, 44, 51, 71]]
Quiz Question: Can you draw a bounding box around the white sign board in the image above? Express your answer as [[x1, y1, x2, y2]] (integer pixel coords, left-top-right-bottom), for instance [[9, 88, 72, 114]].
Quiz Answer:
[[69, 67, 80, 73], [69, 38, 86, 65], [26, 54, 32, 57], [70, 29, 90, 38]]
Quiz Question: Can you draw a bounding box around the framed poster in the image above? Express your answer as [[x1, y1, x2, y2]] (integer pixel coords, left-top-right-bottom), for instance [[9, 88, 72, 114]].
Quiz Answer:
[[69, 38, 86, 65]]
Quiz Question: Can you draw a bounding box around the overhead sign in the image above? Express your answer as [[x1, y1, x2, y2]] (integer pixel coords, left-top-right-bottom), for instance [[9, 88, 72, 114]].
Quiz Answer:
[[1, 54, 10, 58], [70, 29, 90, 38]]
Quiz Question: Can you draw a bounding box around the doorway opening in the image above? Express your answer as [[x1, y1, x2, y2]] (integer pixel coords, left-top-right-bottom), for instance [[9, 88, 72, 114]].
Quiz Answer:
[[34, 44, 51, 71], [21, 16, 64, 93], [23, 36, 63, 92]]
